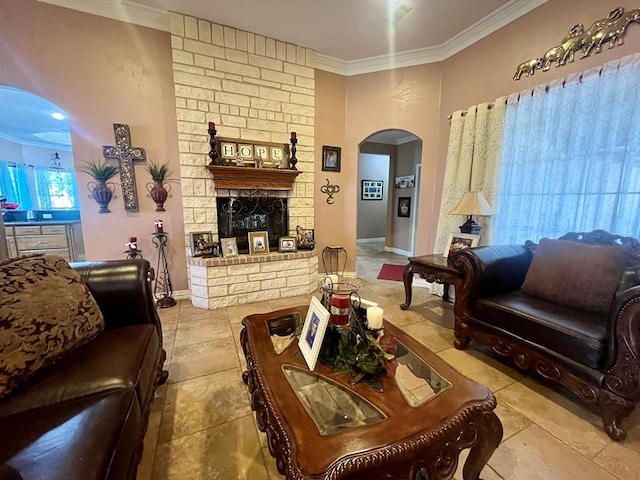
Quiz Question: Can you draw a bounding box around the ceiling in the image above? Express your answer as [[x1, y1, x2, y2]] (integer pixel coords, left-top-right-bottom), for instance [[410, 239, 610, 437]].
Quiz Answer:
[[18, 0, 546, 150], [133, 0, 516, 61], [0, 87, 72, 151]]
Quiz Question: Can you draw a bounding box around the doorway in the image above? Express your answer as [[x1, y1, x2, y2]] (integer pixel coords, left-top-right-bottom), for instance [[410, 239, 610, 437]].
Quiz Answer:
[[0, 86, 85, 261], [356, 129, 422, 275]]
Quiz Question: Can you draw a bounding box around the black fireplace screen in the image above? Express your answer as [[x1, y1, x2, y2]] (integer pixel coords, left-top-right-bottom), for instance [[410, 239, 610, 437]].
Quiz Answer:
[[216, 197, 288, 253]]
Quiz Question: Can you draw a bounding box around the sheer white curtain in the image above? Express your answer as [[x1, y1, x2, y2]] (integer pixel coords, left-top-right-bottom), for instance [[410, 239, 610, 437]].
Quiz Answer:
[[493, 53, 640, 244], [434, 100, 507, 254]]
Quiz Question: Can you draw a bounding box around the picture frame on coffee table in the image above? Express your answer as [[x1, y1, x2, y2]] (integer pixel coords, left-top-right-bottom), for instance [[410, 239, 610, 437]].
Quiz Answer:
[[298, 297, 330, 371]]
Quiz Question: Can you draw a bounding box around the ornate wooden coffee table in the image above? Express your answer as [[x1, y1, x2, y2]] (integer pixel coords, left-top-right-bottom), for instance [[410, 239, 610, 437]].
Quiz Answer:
[[241, 306, 502, 480]]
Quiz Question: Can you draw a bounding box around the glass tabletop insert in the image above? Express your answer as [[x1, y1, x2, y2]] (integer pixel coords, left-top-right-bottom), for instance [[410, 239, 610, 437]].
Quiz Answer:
[[282, 365, 387, 436], [393, 340, 452, 407]]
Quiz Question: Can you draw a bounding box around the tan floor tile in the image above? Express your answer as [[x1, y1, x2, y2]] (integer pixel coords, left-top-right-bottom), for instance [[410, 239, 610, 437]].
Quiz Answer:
[[174, 317, 232, 347], [593, 414, 640, 480], [262, 446, 283, 479], [231, 323, 248, 371], [153, 415, 269, 480], [168, 336, 239, 383], [267, 294, 314, 310], [159, 368, 252, 443], [494, 400, 531, 441], [488, 425, 617, 480], [399, 320, 455, 353], [227, 302, 275, 324], [177, 306, 228, 324], [383, 303, 429, 327], [137, 412, 162, 480], [437, 348, 517, 393], [496, 379, 610, 457], [453, 449, 504, 480]]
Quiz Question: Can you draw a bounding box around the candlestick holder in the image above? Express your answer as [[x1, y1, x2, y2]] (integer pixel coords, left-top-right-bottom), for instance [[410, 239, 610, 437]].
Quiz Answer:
[[208, 127, 220, 165], [152, 232, 176, 309], [289, 137, 298, 170], [124, 248, 143, 259]]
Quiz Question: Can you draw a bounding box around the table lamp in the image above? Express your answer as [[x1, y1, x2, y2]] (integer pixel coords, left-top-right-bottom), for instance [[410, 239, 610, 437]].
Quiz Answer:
[[449, 191, 495, 234]]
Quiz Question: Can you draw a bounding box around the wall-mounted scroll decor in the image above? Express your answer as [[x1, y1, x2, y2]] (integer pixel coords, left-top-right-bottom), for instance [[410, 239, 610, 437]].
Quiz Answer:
[[513, 6, 640, 80], [320, 178, 340, 204], [102, 124, 147, 211]]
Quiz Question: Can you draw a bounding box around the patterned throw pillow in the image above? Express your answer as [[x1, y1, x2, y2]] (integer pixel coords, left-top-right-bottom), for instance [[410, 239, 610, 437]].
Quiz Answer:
[[0, 254, 105, 399]]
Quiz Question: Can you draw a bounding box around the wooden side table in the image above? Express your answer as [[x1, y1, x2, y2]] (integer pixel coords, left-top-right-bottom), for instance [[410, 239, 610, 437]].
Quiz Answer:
[[401, 254, 463, 310]]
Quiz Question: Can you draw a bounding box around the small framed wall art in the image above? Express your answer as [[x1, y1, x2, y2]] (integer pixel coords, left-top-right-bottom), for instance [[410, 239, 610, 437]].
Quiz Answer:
[[397, 197, 411, 217], [248, 231, 270, 255], [361, 180, 383, 200], [279, 236, 297, 253], [394, 175, 415, 189], [322, 145, 341, 172], [220, 237, 239, 258]]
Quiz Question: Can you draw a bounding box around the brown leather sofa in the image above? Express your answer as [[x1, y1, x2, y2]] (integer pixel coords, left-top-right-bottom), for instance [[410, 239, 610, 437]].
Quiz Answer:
[[452, 230, 640, 441], [0, 259, 167, 480]]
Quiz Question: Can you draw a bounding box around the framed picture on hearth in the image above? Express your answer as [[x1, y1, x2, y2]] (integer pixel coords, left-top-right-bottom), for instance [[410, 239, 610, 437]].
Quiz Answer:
[[190, 231, 214, 257], [249, 231, 270, 255], [279, 236, 297, 253], [220, 237, 239, 258]]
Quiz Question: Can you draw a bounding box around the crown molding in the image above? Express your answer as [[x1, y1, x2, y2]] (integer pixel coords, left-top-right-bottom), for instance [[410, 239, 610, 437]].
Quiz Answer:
[[0, 132, 73, 152], [314, 0, 548, 76], [37, 0, 170, 31], [39, 0, 547, 75]]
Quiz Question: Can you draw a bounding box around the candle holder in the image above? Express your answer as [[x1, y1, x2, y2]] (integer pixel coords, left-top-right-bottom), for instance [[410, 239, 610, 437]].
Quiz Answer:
[[152, 232, 176, 309], [289, 136, 298, 170], [208, 126, 220, 165]]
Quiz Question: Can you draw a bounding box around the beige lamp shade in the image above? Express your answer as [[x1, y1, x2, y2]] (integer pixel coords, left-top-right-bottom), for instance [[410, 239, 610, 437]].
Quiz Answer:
[[449, 191, 495, 216]]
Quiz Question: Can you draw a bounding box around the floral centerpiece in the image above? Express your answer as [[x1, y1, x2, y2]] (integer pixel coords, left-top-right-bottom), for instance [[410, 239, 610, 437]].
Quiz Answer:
[[314, 283, 398, 390]]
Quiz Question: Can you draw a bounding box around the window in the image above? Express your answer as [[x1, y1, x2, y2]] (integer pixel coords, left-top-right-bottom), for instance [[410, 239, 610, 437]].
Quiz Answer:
[[493, 54, 640, 244], [0, 161, 79, 210]]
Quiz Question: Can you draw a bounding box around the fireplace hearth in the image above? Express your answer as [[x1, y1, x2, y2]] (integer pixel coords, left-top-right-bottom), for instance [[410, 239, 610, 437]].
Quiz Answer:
[[216, 196, 288, 253]]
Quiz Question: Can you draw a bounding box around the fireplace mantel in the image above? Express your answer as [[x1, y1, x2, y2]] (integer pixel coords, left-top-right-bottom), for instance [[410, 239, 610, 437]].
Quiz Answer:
[[206, 165, 302, 191]]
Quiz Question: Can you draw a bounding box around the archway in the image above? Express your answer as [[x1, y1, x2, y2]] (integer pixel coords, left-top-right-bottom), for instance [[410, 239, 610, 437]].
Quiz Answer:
[[0, 86, 85, 261], [356, 129, 422, 275]]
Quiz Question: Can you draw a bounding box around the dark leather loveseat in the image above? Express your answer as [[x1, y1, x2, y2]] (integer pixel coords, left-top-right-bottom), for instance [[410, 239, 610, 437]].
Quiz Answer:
[[452, 230, 640, 441], [0, 259, 167, 480]]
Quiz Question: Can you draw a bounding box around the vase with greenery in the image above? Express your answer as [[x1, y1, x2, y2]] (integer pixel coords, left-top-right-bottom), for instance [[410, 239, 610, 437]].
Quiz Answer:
[[79, 160, 119, 213], [145, 160, 174, 212]]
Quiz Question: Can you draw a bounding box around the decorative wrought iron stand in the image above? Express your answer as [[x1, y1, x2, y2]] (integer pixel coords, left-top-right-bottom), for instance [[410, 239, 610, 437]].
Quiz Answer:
[[152, 232, 176, 309], [124, 249, 143, 259], [322, 245, 348, 276]]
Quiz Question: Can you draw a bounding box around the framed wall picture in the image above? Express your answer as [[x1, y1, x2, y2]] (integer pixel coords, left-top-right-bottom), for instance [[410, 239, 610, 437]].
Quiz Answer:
[[296, 226, 315, 250], [220, 237, 239, 258], [298, 297, 331, 371], [279, 236, 297, 252], [322, 145, 341, 172], [248, 231, 270, 255], [361, 180, 383, 200], [397, 197, 411, 217], [394, 175, 415, 189], [190, 231, 214, 257], [444, 233, 480, 258]]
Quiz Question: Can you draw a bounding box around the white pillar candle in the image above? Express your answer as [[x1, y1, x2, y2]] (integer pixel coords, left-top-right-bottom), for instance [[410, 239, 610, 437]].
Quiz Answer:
[[367, 306, 384, 329]]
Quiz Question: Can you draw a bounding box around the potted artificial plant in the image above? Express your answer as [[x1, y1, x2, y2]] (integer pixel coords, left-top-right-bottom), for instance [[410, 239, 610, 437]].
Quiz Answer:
[[79, 160, 119, 213], [145, 160, 174, 212]]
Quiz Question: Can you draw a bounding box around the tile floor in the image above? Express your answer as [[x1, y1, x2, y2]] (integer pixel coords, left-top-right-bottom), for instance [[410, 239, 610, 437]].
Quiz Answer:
[[139, 242, 640, 479]]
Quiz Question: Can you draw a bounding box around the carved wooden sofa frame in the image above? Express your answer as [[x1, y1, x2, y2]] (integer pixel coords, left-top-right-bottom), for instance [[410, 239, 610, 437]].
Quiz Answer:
[[451, 230, 640, 441]]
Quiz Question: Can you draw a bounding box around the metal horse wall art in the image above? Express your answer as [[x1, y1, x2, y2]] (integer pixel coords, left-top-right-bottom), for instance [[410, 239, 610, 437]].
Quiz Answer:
[[513, 6, 640, 80]]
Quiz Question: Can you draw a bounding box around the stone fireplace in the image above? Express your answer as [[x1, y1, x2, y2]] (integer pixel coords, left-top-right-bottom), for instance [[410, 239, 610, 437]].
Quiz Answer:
[[170, 12, 318, 308]]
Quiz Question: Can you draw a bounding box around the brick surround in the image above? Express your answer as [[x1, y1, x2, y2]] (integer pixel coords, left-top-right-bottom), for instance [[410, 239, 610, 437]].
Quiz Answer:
[[170, 13, 317, 307]]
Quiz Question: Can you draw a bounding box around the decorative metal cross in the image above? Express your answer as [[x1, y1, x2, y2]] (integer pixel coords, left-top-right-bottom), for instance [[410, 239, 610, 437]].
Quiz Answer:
[[102, 123, 146, 212]]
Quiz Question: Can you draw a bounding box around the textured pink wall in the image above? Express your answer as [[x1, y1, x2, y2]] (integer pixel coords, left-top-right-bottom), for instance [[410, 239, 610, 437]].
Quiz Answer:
[[0, 0, 187, 289], [339, 0, 640, 254]]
